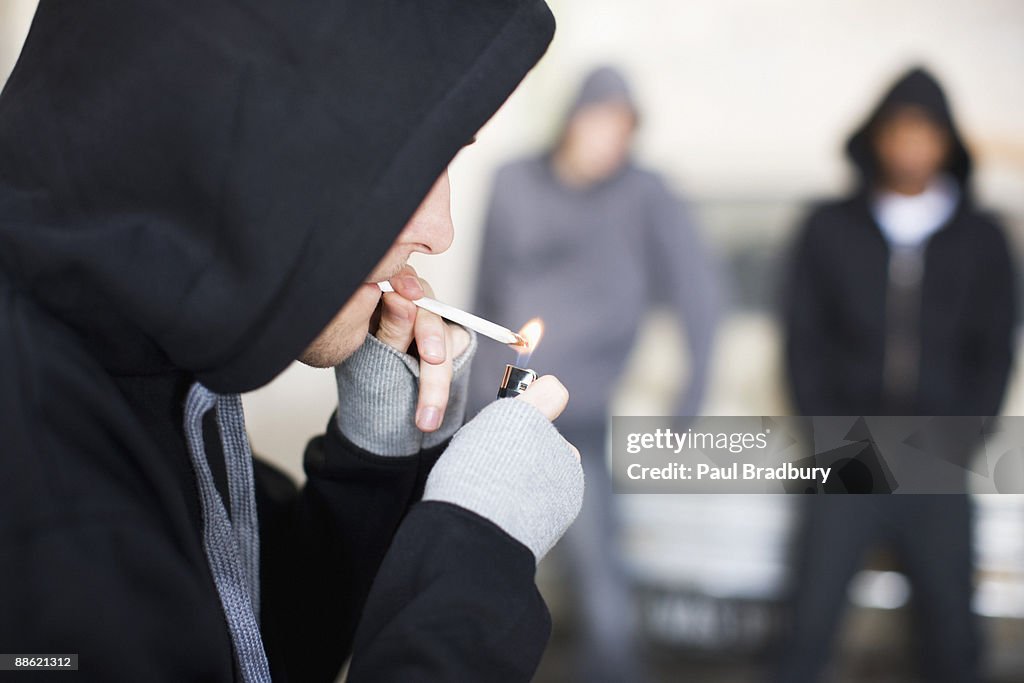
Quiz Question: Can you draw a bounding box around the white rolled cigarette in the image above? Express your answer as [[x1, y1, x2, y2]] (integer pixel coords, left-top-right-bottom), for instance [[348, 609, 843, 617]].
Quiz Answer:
[[377, 281, 527, 347]]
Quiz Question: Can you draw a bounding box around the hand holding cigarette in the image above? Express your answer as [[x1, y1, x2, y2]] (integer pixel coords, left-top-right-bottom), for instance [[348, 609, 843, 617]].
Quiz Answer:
[[374, 266, 472, 432], [376, 280, 527, 347], [373, 266, 573, 462]]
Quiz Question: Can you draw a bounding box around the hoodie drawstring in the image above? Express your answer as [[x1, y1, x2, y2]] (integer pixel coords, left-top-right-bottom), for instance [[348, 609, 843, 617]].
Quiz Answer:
[[184, 383, 271, 683]]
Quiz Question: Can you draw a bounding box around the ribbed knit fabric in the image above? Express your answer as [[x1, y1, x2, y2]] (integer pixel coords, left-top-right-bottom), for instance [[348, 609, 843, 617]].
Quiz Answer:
[[423, 398, 585, 562], [335, 331, 477, 456], [183, 383, 271, 683]]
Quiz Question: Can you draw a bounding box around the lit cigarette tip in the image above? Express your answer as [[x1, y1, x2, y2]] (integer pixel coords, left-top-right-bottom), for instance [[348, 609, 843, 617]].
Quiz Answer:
[[517, 318, 544, 349]]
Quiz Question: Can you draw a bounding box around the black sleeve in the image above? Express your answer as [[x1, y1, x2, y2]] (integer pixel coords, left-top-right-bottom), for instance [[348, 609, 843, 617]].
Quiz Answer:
[[955, 222, 1017, 415], [347, 502, 550, 683], [257, 416, 445, 683]]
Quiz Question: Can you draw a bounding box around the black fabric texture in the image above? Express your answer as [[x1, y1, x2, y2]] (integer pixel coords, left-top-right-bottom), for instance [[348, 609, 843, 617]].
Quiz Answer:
[[348, 501, 551, 683], [0, 1, 555, 680]]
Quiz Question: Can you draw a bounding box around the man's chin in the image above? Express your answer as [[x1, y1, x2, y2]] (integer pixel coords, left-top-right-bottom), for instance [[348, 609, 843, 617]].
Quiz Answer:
[[297, 284, 380, 367]]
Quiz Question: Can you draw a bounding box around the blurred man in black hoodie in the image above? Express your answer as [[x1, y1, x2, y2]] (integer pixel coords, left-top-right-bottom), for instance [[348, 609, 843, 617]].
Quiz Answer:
[[777, 68, 1016, 682], [0, 1, 586, 682]]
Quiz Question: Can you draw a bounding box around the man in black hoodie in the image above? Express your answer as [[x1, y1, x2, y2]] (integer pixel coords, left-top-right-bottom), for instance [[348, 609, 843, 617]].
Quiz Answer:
[[777, 68, 1016, 682], [0, 1, 585, 682]]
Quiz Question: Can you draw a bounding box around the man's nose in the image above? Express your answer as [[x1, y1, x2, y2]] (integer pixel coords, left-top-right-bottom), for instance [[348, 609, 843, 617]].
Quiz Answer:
[[405, 211, 454, 256], [401, 173, 455, 255]]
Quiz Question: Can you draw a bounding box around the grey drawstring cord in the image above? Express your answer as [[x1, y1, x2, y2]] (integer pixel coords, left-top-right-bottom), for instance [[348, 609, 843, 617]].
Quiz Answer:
[[184, 382, 271, 683]]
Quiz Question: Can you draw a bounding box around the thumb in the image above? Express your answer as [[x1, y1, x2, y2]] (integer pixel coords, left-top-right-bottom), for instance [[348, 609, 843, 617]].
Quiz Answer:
[[516, 375, 569, 422]]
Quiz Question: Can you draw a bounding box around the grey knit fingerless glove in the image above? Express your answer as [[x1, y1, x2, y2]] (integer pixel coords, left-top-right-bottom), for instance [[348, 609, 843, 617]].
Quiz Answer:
[[334, 330, 477, 456], [423, 398, 585, 563]]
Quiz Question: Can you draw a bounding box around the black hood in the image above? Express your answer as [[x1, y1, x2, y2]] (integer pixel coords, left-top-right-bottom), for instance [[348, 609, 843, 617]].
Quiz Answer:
[[0, 0, 554, 393], [845, 67, 972, 188]]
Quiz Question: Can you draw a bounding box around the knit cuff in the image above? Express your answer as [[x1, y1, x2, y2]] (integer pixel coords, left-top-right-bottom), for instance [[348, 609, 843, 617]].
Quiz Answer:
[[335, 330, 477, 456], [422, 398, 585, 563]]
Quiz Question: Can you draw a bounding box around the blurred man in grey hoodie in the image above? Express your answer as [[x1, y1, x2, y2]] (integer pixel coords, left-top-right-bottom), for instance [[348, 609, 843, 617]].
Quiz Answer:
[[470, 66, 723, 682]]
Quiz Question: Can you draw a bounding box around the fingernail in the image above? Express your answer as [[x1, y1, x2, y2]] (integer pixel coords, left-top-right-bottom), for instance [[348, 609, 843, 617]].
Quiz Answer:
[[400, 276, 423, 297], [421, 335, 444, 361], [417, 406, 441, 431]]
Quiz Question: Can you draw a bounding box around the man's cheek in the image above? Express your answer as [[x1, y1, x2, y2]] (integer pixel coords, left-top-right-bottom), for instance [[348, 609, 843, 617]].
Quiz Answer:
[[300, 286, 379, 364], [330, 288, 373, 344]]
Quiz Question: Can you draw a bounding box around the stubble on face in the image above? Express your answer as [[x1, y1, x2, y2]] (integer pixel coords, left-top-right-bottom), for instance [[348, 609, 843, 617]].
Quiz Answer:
[[298, 171, 455, 368], [297, 246, 417, 368]]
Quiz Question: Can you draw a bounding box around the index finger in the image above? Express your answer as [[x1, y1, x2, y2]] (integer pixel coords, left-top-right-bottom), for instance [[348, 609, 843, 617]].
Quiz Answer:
[[416, 320, 454, 432]]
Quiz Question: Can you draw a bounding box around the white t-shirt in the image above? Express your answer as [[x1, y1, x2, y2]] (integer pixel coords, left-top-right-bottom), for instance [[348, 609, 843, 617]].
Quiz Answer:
[[872, 175, 960, 248]]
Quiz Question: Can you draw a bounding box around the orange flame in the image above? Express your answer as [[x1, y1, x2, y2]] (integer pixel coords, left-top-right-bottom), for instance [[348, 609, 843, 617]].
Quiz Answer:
[[518, 318, 544, 352]]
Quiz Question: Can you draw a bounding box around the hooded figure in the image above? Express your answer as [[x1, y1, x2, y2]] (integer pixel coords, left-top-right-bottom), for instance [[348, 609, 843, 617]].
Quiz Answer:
[[776, 68, 1015, 683], [470, 66, 721, 424], [469, 66, 722, 683], [785, 67, 1014, 417], [0, 1, 586, 682]]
